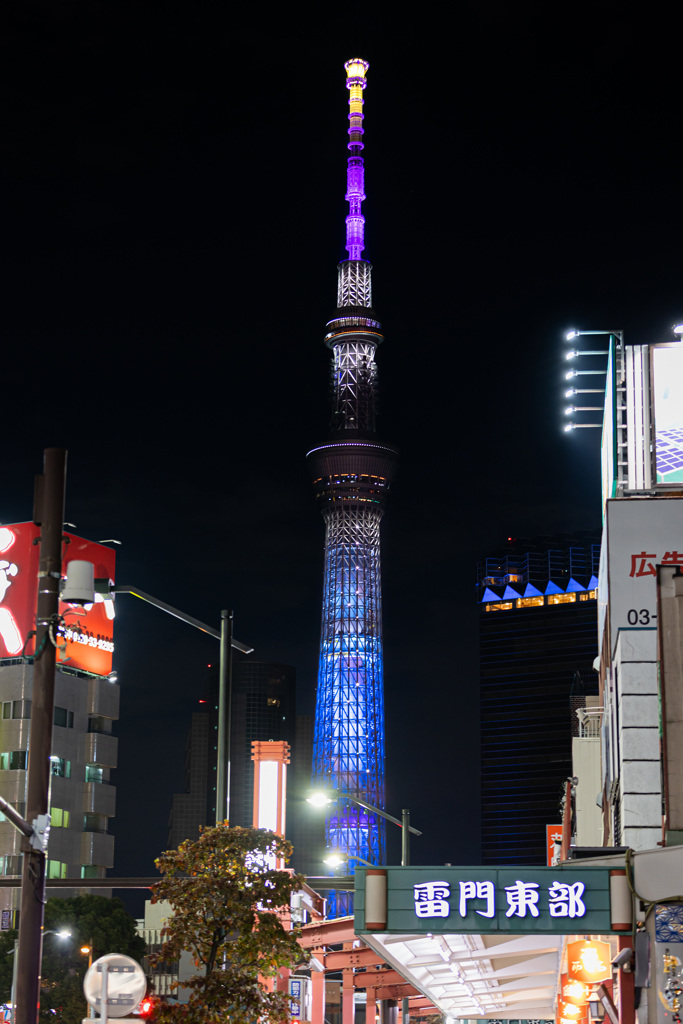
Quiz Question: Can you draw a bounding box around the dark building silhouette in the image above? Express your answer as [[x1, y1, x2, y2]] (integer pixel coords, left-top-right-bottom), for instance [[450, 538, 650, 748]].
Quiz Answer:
[[478, 533, 601, 865], [167, 661, 318, 874]]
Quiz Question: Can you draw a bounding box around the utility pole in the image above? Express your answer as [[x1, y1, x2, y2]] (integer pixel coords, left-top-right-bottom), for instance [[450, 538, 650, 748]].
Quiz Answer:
[[15, 448, 67, 1024]]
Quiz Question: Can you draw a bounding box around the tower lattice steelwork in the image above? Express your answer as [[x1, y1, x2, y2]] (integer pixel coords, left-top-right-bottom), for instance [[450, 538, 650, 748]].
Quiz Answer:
[[307, 59, 397, 914]]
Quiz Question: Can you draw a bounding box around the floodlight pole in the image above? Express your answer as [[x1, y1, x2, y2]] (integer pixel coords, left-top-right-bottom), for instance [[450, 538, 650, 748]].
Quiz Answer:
[[16, 448, 67, 1024]]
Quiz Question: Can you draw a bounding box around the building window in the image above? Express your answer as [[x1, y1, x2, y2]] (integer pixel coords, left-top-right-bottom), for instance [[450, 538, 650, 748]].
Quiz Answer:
[[579, 589, 598, 601], [50, 757, 71, 778], [85, 765, 104, 784], [548, 593, 577, 605], [53, 707, 74, 728], [0, 856, 21, 875], [51, 807, 70, 828], [81, 865, 101, 879], [46, 860, 67, 879], [0, 751, 28, 770], [2, 703, 11, 719], [484, 601, 514, 612], [516, 597, 545, 609]]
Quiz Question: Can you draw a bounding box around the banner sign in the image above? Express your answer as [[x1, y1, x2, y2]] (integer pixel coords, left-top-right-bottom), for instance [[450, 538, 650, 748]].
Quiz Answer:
[[0, 522, 115, 676], [355, 866, 614, 935], [600, 498, 683, 657]]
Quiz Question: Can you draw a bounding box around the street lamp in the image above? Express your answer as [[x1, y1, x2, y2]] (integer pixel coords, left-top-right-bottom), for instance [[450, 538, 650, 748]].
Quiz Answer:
[[307, 789, 422, 866], [108, 586, 253, 823], [9, 930, 71, 1024], [323, 850, 373, 869]]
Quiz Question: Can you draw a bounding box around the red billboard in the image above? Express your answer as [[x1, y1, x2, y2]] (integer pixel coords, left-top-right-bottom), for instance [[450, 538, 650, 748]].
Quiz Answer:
[[0, 523, 115, 676]]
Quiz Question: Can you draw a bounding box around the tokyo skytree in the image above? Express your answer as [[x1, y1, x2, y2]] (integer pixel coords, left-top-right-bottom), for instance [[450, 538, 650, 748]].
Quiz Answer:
[[307, 58, 397, 914]]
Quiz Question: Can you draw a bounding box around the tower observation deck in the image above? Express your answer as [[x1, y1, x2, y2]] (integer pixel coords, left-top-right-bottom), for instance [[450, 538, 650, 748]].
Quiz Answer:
[[307, 59, 398, 914]]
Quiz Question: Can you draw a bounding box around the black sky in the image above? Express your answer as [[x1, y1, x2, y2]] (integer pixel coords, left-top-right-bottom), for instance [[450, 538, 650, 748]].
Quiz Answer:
[[2, 3, 681, 911]]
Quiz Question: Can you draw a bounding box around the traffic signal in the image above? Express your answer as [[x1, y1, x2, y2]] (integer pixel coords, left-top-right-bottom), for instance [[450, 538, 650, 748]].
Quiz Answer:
[[138, 997, 157, 1019]]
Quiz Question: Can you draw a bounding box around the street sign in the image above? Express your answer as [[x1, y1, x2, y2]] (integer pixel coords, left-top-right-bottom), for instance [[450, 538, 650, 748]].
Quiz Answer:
[[83, 954, 147, 1019], [355, 865, 617, 935]]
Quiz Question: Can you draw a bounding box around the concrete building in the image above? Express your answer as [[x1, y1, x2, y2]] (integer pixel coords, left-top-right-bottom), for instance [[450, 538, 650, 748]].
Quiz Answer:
[[0, 525, 118, 927]]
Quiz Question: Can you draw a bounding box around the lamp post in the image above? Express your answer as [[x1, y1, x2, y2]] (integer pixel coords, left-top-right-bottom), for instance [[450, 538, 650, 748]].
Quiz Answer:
[[9, 930, 71, 1024], [109, 588, 253, 824], [323, 851, 373, 869], [307, 790, 422, 866]]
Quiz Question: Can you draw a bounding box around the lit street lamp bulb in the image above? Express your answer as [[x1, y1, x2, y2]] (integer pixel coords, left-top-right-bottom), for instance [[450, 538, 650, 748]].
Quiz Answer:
[[324, 852, 344, 867], [565, 407, 575, 415], [306, 791, 332, 808], [565, 350, 578, 360], [566, 330, 579, 340], [565, 389, 576, 397], [564, 423, 575, 432], [566, 370, 576, 379], [673, 323, 683, 335]]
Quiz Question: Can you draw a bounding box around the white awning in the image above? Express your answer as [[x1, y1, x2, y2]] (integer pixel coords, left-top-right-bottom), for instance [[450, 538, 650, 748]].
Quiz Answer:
[[361, 929, 564, 1020]]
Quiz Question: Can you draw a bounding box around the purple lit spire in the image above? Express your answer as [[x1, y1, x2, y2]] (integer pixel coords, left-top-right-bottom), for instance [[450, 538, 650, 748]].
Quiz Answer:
[[344, 59, 369, 260]]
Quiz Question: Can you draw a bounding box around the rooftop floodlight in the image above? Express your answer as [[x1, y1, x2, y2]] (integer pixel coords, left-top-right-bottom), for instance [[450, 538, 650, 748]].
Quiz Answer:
[[566, 370, 577, 379], [564, 423, 575, 432], [565, 407, 575, 415], [566, 330, 579, 340], [566, 350, 579, 360], [565, 388, 577, 397]]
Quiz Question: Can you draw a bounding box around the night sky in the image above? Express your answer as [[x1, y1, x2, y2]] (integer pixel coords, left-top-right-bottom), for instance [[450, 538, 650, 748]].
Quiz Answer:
[[3, 4, 681, 912]]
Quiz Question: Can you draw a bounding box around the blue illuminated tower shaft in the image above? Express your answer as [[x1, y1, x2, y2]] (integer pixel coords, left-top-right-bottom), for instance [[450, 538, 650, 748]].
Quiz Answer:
[[307, 59, 397, 913]]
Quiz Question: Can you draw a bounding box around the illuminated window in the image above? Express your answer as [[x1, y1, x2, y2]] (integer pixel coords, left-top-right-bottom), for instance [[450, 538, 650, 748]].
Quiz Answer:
[[516, 596, 545, 608], [47, 860, 67, 879], [51, 807, 70, 828], [504, 574, 522, 583], [485, 601, 514, 612], [579, 589, 598, 601], [0, 751, 27, 770], [51, 758, 71, 778], [85, 765, 103, 784], [267, 698, 281, 707], [548, 593, 577, 605]]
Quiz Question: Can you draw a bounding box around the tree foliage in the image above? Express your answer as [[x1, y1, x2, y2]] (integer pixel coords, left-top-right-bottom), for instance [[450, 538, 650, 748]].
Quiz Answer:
[[38, 894, 146, 1022], [150, 824, 305, 1024]]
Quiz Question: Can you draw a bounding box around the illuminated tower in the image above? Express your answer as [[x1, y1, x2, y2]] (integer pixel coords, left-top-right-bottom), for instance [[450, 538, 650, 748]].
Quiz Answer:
[[307, 59, 397, 911]]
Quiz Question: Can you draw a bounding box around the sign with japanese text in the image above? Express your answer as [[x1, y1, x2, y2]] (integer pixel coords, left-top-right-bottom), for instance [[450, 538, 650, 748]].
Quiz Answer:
[[0, 523, 115, 676], [354, 866, 614, 935], [547, 824, 563, 866], [600, 498, 683, 656], [567, 939, 612, 983]]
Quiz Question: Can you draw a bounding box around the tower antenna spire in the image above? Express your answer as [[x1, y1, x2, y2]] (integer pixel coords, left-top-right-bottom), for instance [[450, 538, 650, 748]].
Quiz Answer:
[[307, 59, 398, 917], [343, 58, 369, 260]]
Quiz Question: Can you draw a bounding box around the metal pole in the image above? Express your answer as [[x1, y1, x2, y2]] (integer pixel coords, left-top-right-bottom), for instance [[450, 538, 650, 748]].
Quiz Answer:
[[10, 938, 18, 1024], [16, 448, 67, 1024], [401, 809, 410, 866], [216, 609, 233, 823]]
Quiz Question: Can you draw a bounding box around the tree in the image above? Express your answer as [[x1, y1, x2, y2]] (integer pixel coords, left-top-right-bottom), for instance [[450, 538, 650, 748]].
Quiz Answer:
[[150, 824, 305, 1024], [38, 894, 147, 1023]]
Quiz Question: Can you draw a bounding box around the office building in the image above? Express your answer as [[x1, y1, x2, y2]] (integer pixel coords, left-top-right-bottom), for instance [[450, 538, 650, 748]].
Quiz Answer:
[[478, 533, 600, 865]]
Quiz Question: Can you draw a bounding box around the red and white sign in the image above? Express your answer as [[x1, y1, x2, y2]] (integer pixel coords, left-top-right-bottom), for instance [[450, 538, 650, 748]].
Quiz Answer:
[[546, 824, 563, 866], [601, 497, 683, 656], [0, 523, 115, 676]]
